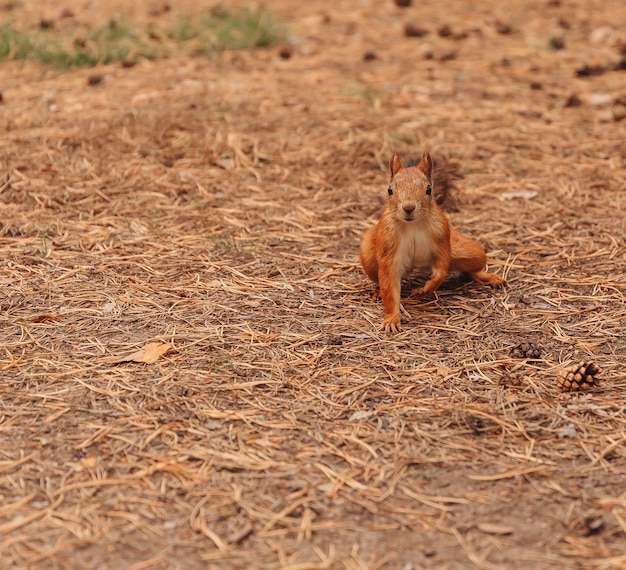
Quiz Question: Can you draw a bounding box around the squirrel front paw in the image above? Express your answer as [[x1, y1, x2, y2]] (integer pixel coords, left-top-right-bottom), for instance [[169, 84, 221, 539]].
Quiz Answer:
[[410, 286, 426, 297], [382, 315, 402, 333]]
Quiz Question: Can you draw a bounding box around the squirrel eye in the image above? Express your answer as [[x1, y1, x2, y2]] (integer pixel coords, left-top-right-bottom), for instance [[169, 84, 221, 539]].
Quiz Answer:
[[426, 184, 432, 195], [388, 186, 393, 196]]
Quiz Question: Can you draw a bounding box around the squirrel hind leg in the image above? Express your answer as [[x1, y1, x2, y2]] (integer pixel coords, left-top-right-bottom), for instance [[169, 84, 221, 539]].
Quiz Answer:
[[467, 271, 506, 288], [360, 227, 380, 284]]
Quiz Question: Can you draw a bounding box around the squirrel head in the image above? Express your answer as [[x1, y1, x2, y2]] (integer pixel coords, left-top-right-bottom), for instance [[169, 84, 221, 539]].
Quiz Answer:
[[387, 151, 434, 222]]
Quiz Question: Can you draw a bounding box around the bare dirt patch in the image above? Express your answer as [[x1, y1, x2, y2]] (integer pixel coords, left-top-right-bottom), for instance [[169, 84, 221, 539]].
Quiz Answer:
[[1, 0, 625, 568]]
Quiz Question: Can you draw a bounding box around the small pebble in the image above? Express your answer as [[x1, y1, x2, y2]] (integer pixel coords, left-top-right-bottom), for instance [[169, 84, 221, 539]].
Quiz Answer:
[[404, 24, 428, 38], [278, 46, 293, 60], [87, 74, 105, 86]]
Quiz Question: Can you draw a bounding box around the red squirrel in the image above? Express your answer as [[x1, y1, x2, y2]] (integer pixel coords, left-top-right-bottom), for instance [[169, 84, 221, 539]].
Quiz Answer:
[[360, 151, 505, 333]]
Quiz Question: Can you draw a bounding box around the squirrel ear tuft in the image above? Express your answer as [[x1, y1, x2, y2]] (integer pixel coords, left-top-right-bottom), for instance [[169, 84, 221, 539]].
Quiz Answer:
[[389, 152, 403, 179], [418, 151, 433, 180]]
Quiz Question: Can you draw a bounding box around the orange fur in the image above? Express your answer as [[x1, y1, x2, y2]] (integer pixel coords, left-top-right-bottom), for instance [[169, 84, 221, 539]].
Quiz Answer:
[[360, 151, 505, 332]]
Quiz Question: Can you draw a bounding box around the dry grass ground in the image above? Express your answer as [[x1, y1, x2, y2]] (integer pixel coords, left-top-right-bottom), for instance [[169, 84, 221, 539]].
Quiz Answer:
[[1, 0, 626, 568]]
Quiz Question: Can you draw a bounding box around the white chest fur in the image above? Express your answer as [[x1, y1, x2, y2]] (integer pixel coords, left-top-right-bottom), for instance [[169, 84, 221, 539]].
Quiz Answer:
[[396, 223, 434, 277]]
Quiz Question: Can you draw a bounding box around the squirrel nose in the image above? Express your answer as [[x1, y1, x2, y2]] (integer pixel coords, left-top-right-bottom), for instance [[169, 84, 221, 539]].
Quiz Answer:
[[402, 203, 416, 214]]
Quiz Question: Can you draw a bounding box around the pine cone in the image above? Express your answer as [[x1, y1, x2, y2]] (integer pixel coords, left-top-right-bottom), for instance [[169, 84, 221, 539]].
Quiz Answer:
[[510, 342, 542, 360], [557, 361, 600, 392], [498, 370, 524, 387]]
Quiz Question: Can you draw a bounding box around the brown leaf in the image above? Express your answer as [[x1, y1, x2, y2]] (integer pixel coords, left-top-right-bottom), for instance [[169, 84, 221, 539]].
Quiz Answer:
[[476, 522, 514, 535], [120, 342, 172, 364], [31, 313, 61, 323], [436, 365, 453, 378], [216, 158, 235, 170]]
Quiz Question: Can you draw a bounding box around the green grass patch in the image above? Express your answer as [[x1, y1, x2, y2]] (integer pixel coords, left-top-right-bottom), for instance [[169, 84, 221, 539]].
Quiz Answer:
[[198, 7, 284, 54], [171, 6, 284, 55], [0, 24, 32, 59], [0, 6, 284, 67], [0, 19, 155, 66]]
